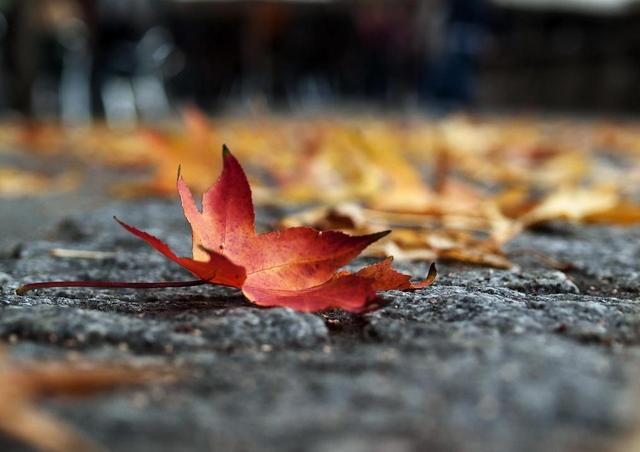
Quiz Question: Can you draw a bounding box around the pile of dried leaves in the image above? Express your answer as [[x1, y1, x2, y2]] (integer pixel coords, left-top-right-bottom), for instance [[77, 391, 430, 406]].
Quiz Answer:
[[5, 112, 640, 268]]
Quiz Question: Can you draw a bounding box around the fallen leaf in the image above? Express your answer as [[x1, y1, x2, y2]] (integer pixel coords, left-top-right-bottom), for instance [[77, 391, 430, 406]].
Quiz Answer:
[[0, 168, 79, 198], [517, 185, 622, 225], [112, 109, 222, 197], [0, 348, 175, 452], [17, 121, 68, 155], [584, 200, 640, 225], [116, 146, 436, 312], [70, 123, 152, 168]]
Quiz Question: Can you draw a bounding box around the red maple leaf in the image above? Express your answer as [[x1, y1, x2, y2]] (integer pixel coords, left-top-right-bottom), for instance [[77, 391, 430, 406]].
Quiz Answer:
[[18, 146, 436, 312]]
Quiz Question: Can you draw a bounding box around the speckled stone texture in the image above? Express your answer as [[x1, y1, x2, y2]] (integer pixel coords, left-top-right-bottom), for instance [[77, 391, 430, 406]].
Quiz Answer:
[[1, 200, 640, 452]]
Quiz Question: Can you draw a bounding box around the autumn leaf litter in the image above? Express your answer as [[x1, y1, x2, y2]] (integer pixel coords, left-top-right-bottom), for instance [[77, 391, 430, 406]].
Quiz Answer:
[[4, 114, 640, 451]]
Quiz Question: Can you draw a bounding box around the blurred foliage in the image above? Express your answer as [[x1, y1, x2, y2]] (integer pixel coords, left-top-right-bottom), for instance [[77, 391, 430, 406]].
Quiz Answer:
[[3, 111, 640, 267]]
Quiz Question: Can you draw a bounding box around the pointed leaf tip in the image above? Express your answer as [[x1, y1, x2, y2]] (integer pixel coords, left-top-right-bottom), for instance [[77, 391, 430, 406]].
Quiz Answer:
[[428, 262, 437, 280], [370, 230, 391, 242], [413, 262, 437, 289], [222, 144, 231, 156]]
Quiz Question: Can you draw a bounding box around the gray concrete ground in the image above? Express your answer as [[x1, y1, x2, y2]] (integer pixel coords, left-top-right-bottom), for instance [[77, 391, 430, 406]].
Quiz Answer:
[[1, 196, 640, 452]]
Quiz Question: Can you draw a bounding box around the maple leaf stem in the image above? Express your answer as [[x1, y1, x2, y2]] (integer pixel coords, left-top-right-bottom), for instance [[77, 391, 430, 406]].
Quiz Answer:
[[15, 279, 207, 296]]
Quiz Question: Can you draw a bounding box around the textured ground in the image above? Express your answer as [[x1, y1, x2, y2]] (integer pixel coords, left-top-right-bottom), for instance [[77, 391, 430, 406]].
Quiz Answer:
[[1, 199, 640, 452]]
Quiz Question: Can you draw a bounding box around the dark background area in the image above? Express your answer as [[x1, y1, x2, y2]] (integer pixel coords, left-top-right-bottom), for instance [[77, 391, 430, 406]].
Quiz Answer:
[[1, 0, 640, 122]]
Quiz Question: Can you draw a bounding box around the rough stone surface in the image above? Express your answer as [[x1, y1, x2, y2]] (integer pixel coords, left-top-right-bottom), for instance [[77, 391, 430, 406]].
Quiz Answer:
[[1, 199, 640, 452]]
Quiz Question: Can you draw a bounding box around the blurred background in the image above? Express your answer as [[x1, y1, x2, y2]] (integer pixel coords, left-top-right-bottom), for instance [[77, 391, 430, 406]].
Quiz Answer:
[[2, 0, 640, 122], [2, 0, 640, 262]]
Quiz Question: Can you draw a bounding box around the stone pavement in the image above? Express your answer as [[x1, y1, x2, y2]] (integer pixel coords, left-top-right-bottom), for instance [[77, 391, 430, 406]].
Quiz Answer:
[[1, 200, 640, 452]]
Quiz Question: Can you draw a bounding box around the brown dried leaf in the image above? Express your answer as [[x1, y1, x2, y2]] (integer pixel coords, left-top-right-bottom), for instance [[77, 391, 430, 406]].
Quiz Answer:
[[0, 168, 79, 198], [0, 349, 176, 452]]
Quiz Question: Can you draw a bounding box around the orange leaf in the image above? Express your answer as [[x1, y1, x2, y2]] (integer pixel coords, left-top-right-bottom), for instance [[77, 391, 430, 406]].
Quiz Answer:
[[118, 146, 436, 312]]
